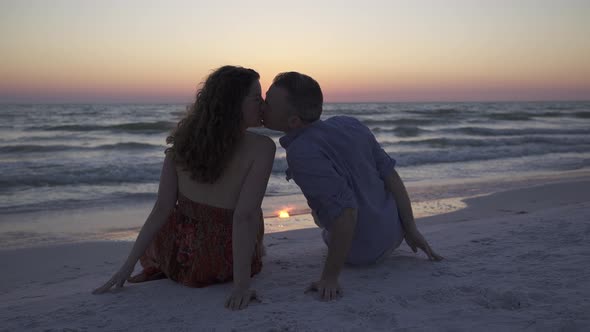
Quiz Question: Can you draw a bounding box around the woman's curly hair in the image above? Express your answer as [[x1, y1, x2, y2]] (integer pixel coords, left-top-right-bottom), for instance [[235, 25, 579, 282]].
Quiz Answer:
[[167, 65, 260, 183]]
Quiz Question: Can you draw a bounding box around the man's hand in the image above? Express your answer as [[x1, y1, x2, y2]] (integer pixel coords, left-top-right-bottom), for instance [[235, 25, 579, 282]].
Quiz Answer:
[[404, 229, 443, 261], [305, 279, 342, 301]]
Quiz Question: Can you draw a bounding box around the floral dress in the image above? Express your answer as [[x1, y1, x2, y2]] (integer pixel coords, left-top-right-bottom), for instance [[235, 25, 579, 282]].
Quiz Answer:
[[137, 192, 264, 287]]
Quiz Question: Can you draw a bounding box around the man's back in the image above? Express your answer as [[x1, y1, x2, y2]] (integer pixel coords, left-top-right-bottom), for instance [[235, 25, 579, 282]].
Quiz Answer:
[[280, 116, 405, 264]]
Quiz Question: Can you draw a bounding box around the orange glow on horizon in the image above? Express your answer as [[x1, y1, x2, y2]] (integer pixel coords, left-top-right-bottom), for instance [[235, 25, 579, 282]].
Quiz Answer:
[[1, 1, 589, 103]]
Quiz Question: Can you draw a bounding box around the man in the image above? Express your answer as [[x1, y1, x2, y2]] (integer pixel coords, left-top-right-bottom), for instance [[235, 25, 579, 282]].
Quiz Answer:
[[262, 72, 443, 301]]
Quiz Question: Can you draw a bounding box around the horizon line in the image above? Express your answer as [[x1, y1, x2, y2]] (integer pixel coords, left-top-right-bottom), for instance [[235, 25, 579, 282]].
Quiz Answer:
[[1, 99, 589, 106]]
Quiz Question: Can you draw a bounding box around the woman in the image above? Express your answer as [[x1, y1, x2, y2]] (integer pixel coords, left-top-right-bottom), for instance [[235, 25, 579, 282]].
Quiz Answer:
[[92, 66, 276, 311]]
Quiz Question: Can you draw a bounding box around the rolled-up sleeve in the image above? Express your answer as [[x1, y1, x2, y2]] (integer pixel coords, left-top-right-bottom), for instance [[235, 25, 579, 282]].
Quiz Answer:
[[287, 145, 357, 230]]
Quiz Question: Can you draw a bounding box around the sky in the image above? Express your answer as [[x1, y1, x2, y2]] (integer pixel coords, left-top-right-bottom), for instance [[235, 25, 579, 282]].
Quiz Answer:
[[1, 0, 589, 103]]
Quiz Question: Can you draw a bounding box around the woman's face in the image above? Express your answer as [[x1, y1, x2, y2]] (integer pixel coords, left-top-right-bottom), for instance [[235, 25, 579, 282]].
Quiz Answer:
[[241, 80, 264, 128]]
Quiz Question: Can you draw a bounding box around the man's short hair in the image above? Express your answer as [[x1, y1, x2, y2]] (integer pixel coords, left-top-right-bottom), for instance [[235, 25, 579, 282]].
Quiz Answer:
[[272, 72, 323, 123]]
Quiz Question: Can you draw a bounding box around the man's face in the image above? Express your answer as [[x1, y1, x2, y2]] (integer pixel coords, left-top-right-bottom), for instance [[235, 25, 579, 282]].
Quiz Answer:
[[262, 85, 295, 132]]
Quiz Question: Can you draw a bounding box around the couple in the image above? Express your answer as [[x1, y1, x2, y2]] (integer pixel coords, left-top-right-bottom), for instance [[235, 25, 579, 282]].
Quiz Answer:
[[93, 65, 442, 310]]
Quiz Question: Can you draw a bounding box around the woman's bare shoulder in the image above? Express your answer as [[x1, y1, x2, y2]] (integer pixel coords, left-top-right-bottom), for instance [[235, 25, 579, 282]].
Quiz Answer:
[[243, 131, 276, 155]]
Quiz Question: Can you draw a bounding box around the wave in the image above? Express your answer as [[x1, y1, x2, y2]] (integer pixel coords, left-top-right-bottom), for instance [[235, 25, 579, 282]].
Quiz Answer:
[[545, 104, 588, 111], [171, 110, 187, 117], [444, 127, 590, 137], [2, 149, 589, 208], [1, 157, 286, 189], [0, 161, 162, 188], [371, 126, 431, 136], [574, 111, 590, 119], [388, 136, 590, 149], [99, 142, 162, 150], [0, 160, 287, 193], [487, 113, 532, 121], [1, 151, 284, 189], [323, 105, 393, 115], [486, 111, 589, 121], [532, 111, 565, 117], [360, 118, 436, 127], [404, 108, 462, 116], [392, 126, 425, 137], [0, 192, 158, 215], [271, 135, 590, 172], [0, 142, 162, 154], [374, 126, 590, 138], [36, 121, 176, 133], [393, 145, 590, 167], [0, 145, 73, 153]]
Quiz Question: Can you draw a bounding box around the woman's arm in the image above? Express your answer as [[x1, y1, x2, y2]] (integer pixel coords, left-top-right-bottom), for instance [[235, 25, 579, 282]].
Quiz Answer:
[[93, 152, 178, 294], [225, 137, 275, 310], [122, 153, 178, 266]]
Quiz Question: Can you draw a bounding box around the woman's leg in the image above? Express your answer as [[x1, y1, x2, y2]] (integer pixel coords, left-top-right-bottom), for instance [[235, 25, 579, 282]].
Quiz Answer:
[[127, 266, 166, 283]]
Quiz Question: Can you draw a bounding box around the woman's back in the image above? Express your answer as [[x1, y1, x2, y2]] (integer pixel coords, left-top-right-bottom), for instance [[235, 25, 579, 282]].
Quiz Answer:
[[176, 131, 275, 210], [133, 131, 274, 287]]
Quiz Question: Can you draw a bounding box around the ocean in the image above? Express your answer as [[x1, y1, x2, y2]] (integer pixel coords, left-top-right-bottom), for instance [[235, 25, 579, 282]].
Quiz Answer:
[[1, 102, 589, 217]]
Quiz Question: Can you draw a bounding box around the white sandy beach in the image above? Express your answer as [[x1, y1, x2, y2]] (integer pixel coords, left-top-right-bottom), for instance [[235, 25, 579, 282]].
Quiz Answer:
[[1, 174, 589, 331]]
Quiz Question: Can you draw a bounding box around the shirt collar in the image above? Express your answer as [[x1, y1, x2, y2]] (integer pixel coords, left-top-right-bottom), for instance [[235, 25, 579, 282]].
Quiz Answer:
[[279, 120, 321, 149]]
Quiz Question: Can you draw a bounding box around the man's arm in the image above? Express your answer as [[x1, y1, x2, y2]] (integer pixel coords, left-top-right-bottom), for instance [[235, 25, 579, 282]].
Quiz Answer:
[[287, 145, 358, 300], [384, 169, 443, 261], [384, 169, 417, 233], [307, 207, 357, 300], [366, 122, 442, 262]]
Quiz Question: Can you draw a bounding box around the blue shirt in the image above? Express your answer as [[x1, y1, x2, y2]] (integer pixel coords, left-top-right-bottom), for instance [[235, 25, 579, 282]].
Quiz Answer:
[[280, 116, 405, 264]]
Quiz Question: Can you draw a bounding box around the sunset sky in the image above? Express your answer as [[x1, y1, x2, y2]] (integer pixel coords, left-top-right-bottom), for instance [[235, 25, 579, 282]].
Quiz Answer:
[[1, 0, 589, 103]]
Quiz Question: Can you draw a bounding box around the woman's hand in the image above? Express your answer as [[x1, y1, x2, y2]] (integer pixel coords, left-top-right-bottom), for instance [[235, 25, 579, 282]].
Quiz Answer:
[[92, 263, 135, 295], [224, 287, 258, 310]]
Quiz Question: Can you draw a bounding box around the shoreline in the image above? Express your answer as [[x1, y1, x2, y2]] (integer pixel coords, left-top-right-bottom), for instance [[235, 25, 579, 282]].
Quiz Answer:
[[1, 168, 589, 250]]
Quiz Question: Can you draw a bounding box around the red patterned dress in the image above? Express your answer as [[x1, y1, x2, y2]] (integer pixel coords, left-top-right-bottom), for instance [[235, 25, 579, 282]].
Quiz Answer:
[[136, 192, 264, 287]]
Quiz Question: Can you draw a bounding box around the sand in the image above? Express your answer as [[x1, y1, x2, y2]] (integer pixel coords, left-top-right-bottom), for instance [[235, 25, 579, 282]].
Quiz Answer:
[[1, 175, 589, 331]]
